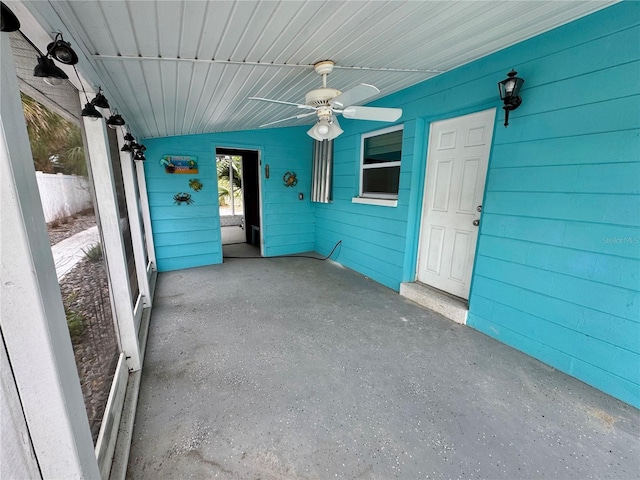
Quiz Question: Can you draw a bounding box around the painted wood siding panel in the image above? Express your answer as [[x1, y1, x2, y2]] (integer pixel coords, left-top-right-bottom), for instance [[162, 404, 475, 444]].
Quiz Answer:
[[143, 127, 312, 271], [464, 4, 639, 407], [313, 2, 640, 406], [471, 277, 640, 353]]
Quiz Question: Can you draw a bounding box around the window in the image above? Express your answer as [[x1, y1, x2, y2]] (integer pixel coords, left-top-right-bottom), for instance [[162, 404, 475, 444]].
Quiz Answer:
[[358, 125, 403, 202]]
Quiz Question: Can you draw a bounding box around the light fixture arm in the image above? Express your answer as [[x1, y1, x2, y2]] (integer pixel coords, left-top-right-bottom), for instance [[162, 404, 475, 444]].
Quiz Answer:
[[45, 33, 63, 56]]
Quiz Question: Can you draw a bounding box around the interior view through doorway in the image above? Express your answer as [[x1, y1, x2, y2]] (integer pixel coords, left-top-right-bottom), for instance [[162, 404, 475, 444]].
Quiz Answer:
[[216, 148, 260, 258]]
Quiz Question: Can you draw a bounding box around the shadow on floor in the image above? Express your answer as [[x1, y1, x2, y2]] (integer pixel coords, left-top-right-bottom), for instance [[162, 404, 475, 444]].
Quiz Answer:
[[127, 257, 640, 479]]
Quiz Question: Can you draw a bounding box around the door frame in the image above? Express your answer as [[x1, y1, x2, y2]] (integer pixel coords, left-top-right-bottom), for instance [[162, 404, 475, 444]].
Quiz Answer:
[[415, 108, 496, 299], [215, 145, 264, 257]]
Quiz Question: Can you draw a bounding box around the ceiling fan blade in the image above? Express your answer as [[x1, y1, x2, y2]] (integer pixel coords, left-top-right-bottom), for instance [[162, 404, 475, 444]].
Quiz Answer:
[[259, 111, 316, 128], [341, 106, 402, 122], [249, 97, 316, 110], [329, 83, 379, 108]]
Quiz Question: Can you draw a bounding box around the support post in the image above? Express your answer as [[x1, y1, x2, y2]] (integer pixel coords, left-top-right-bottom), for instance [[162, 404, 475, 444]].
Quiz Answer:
[[81, 96, 141, 371], [0, 35, 100, 479], [134, 156, 156, 268], [116, 128, 153, 308]]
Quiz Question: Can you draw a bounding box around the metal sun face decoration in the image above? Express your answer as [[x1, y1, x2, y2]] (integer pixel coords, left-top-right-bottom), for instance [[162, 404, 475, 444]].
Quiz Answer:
[[283, 171, 298, 187]]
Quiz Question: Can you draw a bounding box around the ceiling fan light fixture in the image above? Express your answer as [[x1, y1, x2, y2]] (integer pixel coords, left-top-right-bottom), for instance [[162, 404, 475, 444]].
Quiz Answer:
[[33, 55, 68, 85], [307, 116, 343, 141]]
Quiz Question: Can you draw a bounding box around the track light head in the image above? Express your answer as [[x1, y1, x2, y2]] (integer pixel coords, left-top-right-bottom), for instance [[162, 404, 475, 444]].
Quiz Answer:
[[90, 88, 110, 109], [107, 113, 125, 129], [81, 102, 102, 120], [33, 55, 68, 85], [46, 33, 78, 65]]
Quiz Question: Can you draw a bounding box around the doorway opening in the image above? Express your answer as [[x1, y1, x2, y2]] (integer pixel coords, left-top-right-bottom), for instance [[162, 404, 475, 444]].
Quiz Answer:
[[216, 148, 261, 257], [402, 109, 495, 324]]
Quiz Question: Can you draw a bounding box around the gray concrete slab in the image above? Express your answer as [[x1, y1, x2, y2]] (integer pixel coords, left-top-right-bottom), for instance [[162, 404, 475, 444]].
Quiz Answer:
[[127, 256, 639, 479]]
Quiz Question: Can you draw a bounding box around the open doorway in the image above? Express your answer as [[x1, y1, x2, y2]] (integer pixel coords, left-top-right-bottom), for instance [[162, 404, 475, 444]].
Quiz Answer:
[[216, 148, 261, 257]]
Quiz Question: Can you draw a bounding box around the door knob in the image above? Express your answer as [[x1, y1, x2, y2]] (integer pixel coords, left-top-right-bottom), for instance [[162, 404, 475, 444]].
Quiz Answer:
[[473, 219, 480, 226]]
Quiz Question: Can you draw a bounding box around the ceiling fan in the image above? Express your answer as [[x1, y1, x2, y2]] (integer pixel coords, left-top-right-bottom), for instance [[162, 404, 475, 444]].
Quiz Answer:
[[249, 60, 402, 141]]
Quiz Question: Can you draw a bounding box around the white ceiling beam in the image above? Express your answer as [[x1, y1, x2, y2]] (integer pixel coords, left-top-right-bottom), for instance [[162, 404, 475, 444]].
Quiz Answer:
[[91, 55, 445, 73]]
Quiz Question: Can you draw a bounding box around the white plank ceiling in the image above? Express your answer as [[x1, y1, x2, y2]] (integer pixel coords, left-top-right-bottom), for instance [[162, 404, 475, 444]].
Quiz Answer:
[[18, 0, 617, 139]]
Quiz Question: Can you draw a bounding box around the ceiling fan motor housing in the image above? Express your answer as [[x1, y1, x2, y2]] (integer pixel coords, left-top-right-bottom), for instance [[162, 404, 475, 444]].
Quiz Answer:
[[305, 87, 341, 108]]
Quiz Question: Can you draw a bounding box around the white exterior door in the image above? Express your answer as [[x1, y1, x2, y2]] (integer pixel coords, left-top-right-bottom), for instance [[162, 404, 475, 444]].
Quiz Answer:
[[417, 109, 496, 299]]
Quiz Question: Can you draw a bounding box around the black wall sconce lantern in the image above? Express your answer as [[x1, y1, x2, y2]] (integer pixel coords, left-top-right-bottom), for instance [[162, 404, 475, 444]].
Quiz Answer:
[[1, 2, 21, 32], [498, 69, 524, 127]]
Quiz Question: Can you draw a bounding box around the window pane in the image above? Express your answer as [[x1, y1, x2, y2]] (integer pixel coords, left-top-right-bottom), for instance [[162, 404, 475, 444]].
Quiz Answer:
[[364, 129, 403, 164], [363, 166, 400, 195], [19, 88, 119, 445], [107, 130, 139, 303]]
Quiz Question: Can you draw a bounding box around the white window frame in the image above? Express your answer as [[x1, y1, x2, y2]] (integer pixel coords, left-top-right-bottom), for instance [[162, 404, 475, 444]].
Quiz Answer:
[[355, 124, 403, 204]]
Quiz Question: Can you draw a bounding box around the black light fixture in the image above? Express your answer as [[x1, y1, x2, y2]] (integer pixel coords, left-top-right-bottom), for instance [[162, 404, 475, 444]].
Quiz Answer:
[[33, 55, 69, 85], [81, 102, 102, 120], [124, 133, 135, 142], [121, 143, 132, 152], [25, 31, 76, 86], [498, 69, 525, 127], [130, 141, 141, 150], [46, 32, 78, 65], [71, 65, 102, 121], [107, 112, 125, 129], [133, 150, 146, 161], [1, 2, 21, 32], [138, 144, 146, 152], [91, 87, 110, 109]]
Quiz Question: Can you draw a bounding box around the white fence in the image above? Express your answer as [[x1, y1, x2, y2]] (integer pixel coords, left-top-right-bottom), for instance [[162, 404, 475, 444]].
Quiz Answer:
[[35, 172, 92, 222]]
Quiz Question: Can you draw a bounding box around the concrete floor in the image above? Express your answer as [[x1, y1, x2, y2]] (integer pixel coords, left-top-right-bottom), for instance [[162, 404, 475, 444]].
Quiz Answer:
[[127, 254, 639, 479]]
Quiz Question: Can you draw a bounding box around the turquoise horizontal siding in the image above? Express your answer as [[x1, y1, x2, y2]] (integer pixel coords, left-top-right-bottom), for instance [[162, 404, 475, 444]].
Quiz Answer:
[[143, 127, 313, 271], [464, 3, 640, 407], [316, 2, 640, 407], [139, 2, 639, 407]]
